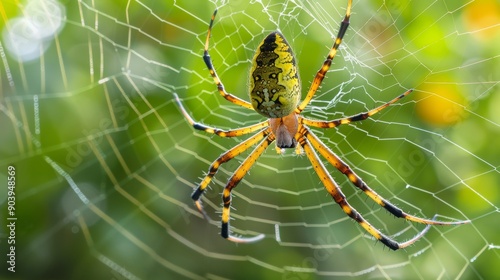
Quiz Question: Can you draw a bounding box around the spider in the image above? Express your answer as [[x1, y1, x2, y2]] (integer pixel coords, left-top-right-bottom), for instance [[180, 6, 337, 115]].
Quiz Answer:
[[174, 0, 469, 250]]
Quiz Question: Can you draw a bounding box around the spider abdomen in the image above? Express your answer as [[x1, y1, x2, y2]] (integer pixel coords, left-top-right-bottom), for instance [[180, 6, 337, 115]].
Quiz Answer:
[[249, 31, 301, 118]]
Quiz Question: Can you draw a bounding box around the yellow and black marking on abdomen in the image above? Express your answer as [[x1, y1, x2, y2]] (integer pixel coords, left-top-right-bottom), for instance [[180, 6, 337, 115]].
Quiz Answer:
[[249, 32, 301, 118]]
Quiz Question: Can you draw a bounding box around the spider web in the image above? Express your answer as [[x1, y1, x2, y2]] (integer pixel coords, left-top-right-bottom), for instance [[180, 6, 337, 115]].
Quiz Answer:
[[1, 0, 499, 279]]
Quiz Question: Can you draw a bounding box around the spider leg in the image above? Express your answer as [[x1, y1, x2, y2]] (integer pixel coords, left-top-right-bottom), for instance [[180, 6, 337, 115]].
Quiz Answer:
[[204, 10, 254, 110], [301, 125, 470, 226], [191, 128, 270, 220], [296, 0, 352, 113], [297, 129, 433, 250], [221, 134, 275, 243], [174, 93, 267, 137], [301, 89, 412, 128]]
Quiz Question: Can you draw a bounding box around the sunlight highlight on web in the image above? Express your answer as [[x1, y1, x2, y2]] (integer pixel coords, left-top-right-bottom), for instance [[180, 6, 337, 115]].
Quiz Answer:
[[2, 0, 65, 62]]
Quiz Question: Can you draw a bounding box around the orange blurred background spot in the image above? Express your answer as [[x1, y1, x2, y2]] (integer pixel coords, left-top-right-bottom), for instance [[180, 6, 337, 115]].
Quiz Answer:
[[462, 0, 500, 41], [415, 78, 468, 127]]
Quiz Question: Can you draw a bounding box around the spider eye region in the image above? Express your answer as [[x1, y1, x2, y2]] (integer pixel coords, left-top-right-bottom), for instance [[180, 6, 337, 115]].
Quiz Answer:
[[249, 31, 301, 118]]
